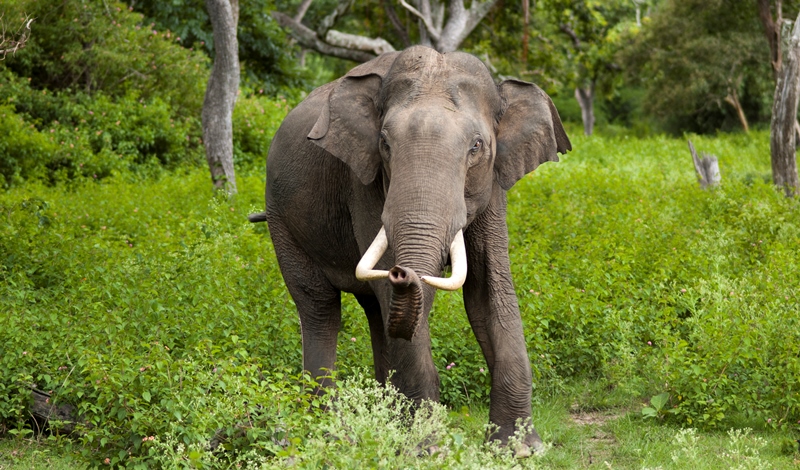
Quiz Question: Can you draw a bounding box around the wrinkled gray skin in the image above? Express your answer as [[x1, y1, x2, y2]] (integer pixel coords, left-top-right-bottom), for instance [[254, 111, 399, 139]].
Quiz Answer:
[[260, 46, 570, 451]]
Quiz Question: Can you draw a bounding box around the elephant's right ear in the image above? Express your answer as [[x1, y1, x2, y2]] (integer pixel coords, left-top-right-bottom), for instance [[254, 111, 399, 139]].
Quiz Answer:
[[308, 52, 399, 185]]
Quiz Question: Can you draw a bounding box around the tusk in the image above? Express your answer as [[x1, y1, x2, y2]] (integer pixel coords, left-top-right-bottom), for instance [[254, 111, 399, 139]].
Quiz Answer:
[[355, 226, 390, 281], [421, 229, 467, 291]]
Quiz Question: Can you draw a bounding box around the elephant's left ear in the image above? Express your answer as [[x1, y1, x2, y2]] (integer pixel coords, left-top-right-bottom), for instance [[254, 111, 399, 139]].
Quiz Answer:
[[494, 79, 571, 190]]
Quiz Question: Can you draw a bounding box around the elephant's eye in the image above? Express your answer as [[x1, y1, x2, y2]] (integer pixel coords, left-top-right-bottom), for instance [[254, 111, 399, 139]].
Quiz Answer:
[[379, 133, 391, 157], [470, 139, 483, 154]]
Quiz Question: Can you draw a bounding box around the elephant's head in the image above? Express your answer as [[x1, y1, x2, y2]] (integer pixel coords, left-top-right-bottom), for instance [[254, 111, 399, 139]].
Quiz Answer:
[[309, 46, 570, 340]]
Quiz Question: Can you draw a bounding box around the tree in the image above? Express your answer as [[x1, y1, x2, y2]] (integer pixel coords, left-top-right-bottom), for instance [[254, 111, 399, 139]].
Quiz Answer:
[[620, 0, 774, 134], [0, 14, 33, 60], [541, 0, 638, 135], [769, 9, 800, 196], [203, 0, 240, 195], [273, 0, 500, 61], [757, 0, 800, 195], [132, 0, 306, 95]]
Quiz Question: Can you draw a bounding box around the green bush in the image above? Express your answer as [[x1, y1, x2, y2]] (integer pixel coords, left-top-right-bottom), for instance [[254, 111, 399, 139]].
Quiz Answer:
[[2, 0, 208, 112], [0, 75, 205, 185], [0, 0, 212, 186], [507, 131, 800, 427], [232, 92, 292, 171], [0, 74, 292, 187], [0, 105, 58, 187]]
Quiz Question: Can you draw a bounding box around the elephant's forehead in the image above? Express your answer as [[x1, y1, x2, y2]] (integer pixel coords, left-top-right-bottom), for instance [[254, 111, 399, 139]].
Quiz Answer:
[[391, 45, 446, 76], [382, 61, 498, 113]]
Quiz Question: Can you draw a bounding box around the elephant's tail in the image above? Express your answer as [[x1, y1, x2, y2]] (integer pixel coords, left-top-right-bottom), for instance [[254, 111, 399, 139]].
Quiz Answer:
[[248, 211, 267, 223]]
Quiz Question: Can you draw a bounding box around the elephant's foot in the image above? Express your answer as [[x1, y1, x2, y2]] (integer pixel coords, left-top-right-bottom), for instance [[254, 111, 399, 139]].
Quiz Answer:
[[489, 420, 544, 458], [511, 430, 544, 458], [513, 437, 545, 458]]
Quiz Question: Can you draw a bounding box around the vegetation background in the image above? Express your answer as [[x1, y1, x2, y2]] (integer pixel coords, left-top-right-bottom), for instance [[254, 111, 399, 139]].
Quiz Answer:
[[1, 0, 799, 468]]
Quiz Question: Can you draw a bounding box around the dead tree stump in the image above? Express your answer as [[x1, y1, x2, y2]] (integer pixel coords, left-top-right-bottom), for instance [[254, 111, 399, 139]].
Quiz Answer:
[[29, 388, 78, 434], [688, 140, 721, 189]]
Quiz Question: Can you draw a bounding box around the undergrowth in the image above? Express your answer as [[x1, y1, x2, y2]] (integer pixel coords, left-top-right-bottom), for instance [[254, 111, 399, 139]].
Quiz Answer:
[[1, 131, 799, 467]]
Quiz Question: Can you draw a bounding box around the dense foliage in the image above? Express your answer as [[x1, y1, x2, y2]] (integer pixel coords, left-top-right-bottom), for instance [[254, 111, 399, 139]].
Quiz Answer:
[[620, 0, 776, 133], [0, 0, 292, 188], [131, 0, 308, 94], [2, 130, 799, 466]]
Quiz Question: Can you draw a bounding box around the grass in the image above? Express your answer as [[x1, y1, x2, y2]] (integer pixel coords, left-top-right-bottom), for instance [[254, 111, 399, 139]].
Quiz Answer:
[[0, 438, 85, 469], [1, 130, 800, 467]]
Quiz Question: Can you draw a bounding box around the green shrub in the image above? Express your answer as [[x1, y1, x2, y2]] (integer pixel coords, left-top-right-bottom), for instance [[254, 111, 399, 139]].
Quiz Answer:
[[0, 105, 58, 187], [0, 76, 205, 185], [2, 0, 208, 114], [0, 0, 211, 186], [508, 131, 800, 427], [232, 92, 292, 171]]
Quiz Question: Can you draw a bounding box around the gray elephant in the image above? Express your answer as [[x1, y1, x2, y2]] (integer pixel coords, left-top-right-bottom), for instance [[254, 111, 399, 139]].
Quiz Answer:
[[250, 45, 570, 453]]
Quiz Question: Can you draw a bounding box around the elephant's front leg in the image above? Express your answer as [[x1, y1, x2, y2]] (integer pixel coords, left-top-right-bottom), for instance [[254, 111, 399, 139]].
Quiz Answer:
[[462, 185, 541, 454]]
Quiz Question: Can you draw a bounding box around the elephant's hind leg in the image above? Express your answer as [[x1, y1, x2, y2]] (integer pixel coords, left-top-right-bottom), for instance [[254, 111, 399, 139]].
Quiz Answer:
[[267, 215, 341, 388]]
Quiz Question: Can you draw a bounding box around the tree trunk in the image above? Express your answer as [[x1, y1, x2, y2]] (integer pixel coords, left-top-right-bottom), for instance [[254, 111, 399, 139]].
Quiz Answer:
[[202, 0, 240, 195], [575, 84, 595, 136], [29, 388, 78, 434], [757, 0, 783, 77], [770, 11, 800, 197]]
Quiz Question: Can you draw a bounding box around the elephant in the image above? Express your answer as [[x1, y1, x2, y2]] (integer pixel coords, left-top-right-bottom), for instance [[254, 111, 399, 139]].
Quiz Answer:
[[249, 45, 571, 453]]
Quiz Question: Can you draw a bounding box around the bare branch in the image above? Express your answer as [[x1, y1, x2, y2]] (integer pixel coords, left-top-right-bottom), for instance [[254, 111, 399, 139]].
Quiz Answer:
[[316, 0, 354, 39], [463, 0, 496, 37], [559, 23, 581, 49], [0, 15, 34, 60], [400, 0, 441, 41], [272, 11, 376, 63], [381, 0, 411, 47], [432, 0, 445, 33], [436, 0, 498, 52], [325, 30, 395, 55], [294, 0, 314, 22]]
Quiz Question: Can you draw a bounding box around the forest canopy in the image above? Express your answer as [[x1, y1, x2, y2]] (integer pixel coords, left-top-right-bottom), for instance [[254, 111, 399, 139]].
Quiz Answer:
[[0, 0, 797, 188]]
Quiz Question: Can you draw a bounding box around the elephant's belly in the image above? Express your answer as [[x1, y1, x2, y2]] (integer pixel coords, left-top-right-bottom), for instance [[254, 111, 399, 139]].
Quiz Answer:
[[304, 232, 374, 296]]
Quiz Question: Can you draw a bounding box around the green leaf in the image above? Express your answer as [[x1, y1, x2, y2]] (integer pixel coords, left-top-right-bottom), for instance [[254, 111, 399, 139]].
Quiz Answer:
[[650, 392, 670, 411]]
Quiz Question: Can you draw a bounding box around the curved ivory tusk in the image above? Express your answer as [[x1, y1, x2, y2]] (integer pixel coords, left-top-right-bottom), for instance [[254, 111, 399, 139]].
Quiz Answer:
[[421, 229, 467, 291], [355, 226, 391, 281]]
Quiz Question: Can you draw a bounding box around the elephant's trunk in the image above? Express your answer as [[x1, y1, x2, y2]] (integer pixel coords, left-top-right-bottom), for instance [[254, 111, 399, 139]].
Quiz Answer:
[[387, 266, 424, 340], [356, 226, 467, 340]]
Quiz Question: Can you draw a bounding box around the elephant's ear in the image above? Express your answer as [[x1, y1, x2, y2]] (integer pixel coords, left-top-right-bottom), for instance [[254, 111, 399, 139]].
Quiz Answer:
[[494, 79, 571, 190], [308, 52, 400, 185]]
